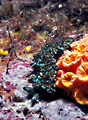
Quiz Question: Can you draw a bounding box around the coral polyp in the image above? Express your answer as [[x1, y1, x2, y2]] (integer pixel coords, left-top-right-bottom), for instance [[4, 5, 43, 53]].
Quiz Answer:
[[56, 34, 88, 105], [56, 50, 82, 73]]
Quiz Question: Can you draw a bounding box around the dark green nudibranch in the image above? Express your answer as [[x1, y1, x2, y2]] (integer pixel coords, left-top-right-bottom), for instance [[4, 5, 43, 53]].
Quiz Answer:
[[23, 37, 76, 106]]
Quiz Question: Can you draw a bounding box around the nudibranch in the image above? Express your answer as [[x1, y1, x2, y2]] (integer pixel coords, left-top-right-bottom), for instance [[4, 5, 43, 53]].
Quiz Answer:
[[56, 34, 88, 105], [23, 37, 76, 106]]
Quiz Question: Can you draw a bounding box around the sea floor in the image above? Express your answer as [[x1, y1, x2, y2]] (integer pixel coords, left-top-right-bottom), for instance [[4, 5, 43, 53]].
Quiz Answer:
[[0, 59, 88, 120], [0, 0, 88, 120]]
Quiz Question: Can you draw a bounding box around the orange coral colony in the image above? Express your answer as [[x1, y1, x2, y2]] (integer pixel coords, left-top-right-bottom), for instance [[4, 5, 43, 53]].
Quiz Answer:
[[56, 34, 88, 105]]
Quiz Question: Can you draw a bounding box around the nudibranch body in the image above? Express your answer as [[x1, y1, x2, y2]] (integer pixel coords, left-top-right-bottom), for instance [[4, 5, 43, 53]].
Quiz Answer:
[[56, 34, 88, 105], [23, 37, 76, 106]]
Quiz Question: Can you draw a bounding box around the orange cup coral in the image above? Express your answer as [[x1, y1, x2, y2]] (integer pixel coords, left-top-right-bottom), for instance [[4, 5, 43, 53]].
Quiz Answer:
[[74, 89, 88, 104], [56, 34, 88, 105], [61, 72, 76, 88], [56, 50, 82, 73]]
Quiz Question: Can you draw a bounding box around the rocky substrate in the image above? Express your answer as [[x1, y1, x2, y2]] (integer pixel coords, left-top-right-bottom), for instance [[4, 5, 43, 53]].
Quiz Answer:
[[0, 59, 88, 120]]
